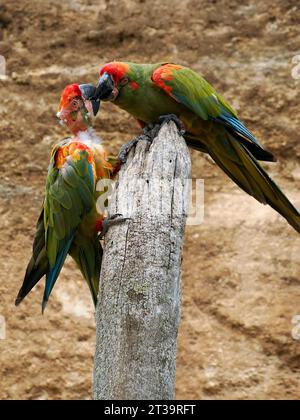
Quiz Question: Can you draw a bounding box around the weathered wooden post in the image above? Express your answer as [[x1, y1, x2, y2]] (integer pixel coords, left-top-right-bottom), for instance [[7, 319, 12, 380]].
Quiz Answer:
[[93, 122, 191, 400]]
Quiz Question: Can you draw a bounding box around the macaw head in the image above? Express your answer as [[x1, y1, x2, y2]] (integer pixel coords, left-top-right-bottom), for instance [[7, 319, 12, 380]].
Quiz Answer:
[[83, 62, 133, 107], [57, 83, 100, 134]]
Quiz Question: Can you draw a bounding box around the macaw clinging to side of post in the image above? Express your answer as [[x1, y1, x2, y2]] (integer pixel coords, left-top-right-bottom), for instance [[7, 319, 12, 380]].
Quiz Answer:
[[16, 84, 121, 312], [84, 61, 300, 234]]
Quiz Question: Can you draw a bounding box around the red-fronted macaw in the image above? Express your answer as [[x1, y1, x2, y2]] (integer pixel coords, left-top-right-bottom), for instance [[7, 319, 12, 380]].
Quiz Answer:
[[84, 61, 300, 234], [16, 84, 120, 312]]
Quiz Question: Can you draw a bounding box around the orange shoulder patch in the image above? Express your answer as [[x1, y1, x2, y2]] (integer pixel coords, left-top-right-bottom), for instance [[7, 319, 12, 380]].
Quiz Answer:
[[55, 145, 69, 169], [55, 141, 113, 185], [151, 64, 183, 98], [55, 142, 94, 169]]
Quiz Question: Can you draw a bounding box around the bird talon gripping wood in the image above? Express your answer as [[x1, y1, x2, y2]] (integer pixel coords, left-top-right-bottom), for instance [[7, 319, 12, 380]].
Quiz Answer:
[[118, 133, 154, 164], [158, 114, 186, 136], [99, 214, 132, 240], [118, 138, 140, 164]]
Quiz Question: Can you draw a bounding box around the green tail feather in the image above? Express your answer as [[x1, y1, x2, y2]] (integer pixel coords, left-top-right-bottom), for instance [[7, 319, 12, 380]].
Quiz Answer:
[[185, 134, 209, 154], [69, 235, 103, 306], [207, 128, 300, 234], [15, 210, 49, 306]]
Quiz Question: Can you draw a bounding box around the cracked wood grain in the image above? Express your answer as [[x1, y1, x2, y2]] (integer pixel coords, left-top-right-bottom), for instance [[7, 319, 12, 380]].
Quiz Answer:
[[93, 122, 191, 400]]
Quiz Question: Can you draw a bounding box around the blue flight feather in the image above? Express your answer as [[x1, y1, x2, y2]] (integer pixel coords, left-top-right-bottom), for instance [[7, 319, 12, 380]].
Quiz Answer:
[[216, 111, 262, 147], [88, 163, 95, 189], [42, 233, 75, 312]]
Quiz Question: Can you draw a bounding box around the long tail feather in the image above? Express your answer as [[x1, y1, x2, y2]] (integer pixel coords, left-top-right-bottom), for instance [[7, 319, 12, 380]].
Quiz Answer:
[[185, 134, 209, 154], [15, 252, 48, 306], [208, 129, 300, 234], [15, 210, 49, 306], [42, 234, 75, 313], [69, 235, 103, 307]]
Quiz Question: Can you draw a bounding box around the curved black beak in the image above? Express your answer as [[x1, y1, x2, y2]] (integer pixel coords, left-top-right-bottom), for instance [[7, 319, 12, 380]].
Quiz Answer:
[[94, 72, 115, 102], [91, 98, 100, 116], [79, 84, 100, 116]]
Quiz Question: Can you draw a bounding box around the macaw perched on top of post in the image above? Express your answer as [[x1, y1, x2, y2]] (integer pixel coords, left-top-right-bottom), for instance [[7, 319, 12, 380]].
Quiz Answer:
[[16, 84, 120, 312], [84, 61, 300, 234]]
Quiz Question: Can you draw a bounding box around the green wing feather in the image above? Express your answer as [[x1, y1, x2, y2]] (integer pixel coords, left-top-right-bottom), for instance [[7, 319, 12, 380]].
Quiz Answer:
[[42, 143, 95, 308], [153, 64, 237, 119], [16, 140, 101, 309], [153, 64, 275, 162], [44, 145, 94, 268]]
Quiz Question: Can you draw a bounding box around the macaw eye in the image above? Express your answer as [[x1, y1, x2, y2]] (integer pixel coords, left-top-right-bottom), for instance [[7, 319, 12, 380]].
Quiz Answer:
[[119, 77, 129, 86], [69, 97, 81, 110]]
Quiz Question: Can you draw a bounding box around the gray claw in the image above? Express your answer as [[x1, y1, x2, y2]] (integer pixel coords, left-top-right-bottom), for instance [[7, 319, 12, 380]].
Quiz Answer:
[[142, 123, 156, 135], [118, 139, 139, 164], [118, 134, 153, 164], [100, 214, 131, 239], [118, 117, 178, 165], [158, 114, 186, 135]]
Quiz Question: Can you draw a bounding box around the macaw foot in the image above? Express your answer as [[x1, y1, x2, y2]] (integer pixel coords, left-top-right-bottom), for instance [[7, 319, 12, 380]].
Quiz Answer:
[[142, 122, 158, 134], [158, 114, 186, 135], [99, 214, 131, 239], [118, 116, 184, 164], [118, 136, 143, 164], [118, 131, 156, 164]]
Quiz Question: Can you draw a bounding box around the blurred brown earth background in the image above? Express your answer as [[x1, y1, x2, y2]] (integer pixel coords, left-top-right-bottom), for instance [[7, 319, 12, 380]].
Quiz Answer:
[[0, 0, 300, 400]]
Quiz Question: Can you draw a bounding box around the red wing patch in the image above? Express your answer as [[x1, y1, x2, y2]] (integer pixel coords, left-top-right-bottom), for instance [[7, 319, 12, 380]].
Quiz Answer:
[[95, 216, 104, 233], [130, 81, 139, 90], [151, 64, 183, 99]]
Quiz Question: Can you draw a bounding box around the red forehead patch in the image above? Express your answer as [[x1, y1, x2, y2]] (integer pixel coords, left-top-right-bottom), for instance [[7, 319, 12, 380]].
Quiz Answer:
[[100, 62, 130, 83], [59, 84, 82, 110]]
